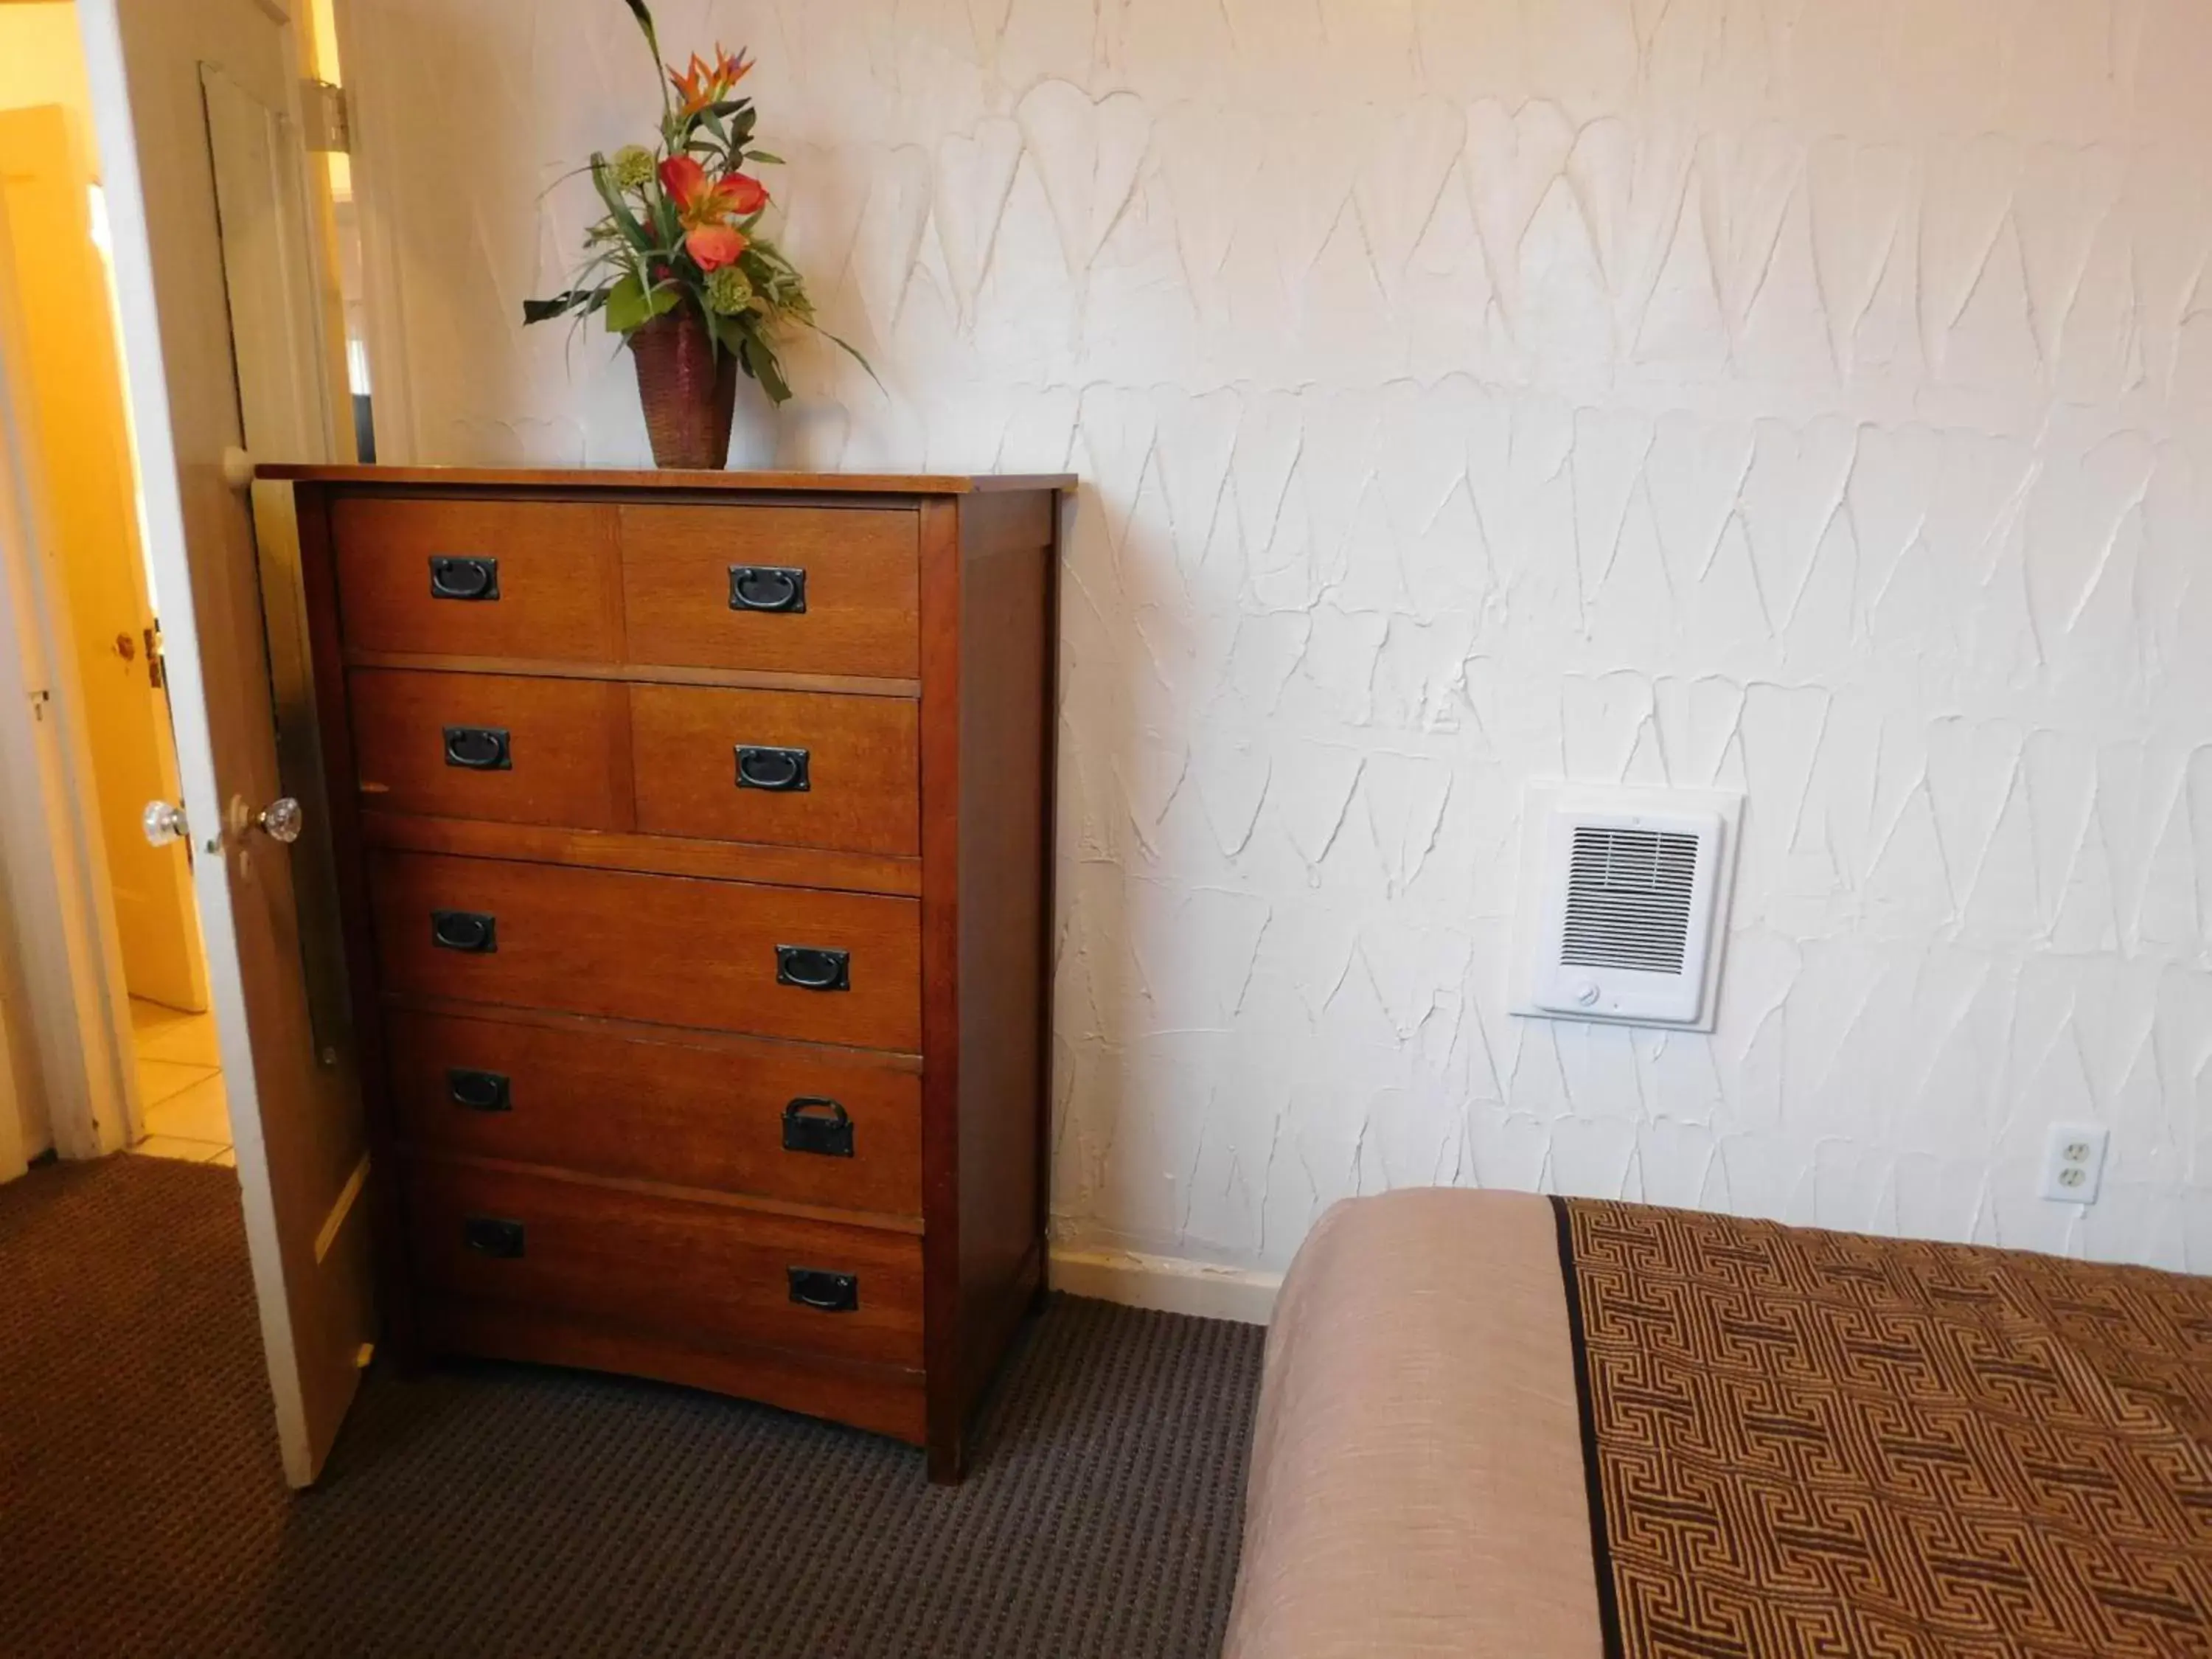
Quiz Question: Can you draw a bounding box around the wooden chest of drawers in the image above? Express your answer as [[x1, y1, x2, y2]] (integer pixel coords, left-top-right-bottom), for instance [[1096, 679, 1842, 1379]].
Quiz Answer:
[[276, 466, 1069, 1481]]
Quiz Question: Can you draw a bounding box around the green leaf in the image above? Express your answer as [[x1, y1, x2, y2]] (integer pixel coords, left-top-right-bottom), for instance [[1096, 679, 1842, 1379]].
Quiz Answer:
[[745, 150, 785, 166], [620, 0, 671, 121], [740, 334, 793, 404], [523, 291, 591, 324], [588, 156, 653, 256], [604, 273, 651, 333], [823, 328, 883, 392]]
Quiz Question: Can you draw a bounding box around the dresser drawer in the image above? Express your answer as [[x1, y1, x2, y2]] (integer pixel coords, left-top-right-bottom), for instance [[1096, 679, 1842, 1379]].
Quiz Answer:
[[386, 1009, 922, 1215], [349, 669, 630, 830], [332, 497, 623, 661], [630, 684, 918, 856], [618, 505, 918, 678], [403, 1160, 925, 1368], [369, 852, 922, 1050]]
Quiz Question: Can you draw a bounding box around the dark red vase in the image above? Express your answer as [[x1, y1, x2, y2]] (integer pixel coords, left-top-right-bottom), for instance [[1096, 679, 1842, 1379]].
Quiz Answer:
[[629, 305, 738, 469]]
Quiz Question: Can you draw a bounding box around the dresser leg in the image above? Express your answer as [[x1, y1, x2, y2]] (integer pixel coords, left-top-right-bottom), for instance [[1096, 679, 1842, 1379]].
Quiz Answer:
[[927, 1428, 967, 1485]]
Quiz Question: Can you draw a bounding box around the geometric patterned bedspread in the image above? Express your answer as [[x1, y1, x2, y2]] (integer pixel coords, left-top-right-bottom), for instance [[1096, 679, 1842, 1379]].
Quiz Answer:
[[1555, 1198, 2212, 1658]]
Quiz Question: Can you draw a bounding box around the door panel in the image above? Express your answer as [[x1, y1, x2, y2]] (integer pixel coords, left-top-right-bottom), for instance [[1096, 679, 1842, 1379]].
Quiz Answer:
[[0, 105, 207, 1013], [80, 0, 366, 1486]]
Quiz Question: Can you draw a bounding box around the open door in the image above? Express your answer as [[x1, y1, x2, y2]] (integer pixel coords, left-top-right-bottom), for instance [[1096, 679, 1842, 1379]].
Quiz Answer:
[[77, 0, 372, 1486], [0, 104, 209, 1018]]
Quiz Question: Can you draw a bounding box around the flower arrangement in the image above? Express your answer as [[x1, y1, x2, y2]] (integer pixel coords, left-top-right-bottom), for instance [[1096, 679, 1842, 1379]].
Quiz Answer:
[[524, 0, 860, 461]]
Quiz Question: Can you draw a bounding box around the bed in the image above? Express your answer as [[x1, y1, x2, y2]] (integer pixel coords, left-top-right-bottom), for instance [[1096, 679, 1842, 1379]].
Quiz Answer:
[[1222, 1189, 2212, 1659]]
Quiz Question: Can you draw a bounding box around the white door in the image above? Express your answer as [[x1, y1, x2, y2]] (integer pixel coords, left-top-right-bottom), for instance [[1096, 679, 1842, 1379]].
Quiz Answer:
[[78, 0, 372, 1486]]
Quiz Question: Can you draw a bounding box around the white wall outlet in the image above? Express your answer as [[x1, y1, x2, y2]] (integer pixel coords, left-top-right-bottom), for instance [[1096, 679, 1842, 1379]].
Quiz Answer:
[[2038, 1123, 2110, 1205]]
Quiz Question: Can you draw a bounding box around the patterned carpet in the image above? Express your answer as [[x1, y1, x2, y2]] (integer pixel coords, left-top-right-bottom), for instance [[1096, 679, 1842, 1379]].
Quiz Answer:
[[0, 1155, 1261, 1658]]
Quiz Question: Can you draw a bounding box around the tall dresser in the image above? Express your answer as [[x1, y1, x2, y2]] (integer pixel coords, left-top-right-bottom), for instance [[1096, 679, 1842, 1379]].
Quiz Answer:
[[265, 465, 1070, 1481]]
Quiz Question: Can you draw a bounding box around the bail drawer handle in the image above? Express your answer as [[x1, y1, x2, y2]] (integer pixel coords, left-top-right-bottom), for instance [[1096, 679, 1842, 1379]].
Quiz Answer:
[[464, 1216, 525, 1259], [735, 745, 810, 793], [775, 945, 849, 991], [728, 565, 807, 613], [431, 910, 498, 953], [444, 726, 512, 771], [447, 1068, 511, 1112], [787, 1267, 859, 1312], [782, 1096, 853, 1158], [429, 555, 499, 600]]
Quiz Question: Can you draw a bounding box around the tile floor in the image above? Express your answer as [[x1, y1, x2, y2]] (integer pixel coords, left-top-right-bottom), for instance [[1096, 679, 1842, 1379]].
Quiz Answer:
[[127, 999, 234, 1168]]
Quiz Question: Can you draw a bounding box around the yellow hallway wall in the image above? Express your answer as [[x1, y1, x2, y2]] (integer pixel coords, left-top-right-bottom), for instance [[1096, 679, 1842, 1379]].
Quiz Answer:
[[0, 41, 209, 1013]]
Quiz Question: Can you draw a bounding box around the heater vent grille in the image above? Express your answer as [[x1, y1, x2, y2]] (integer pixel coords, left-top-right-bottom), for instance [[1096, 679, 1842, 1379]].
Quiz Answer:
[[1517, 791, 1736, 1032], [1559, 828, 1702, 975]]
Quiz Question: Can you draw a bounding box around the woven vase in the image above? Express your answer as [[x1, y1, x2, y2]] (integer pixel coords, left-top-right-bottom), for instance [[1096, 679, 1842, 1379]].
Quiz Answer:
[[629, 306, 739, 469]]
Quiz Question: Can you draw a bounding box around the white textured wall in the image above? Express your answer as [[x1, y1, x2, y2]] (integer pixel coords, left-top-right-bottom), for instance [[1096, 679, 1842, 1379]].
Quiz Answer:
[[347, 0, 2212, 1275]]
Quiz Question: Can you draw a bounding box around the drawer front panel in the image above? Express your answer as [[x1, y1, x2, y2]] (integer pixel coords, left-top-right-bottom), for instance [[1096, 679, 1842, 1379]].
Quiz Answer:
[[369, 852, 922, 1049], [332, 497, 623, 661], [386, 1009, 923, 1214], [619, 505, 918, 678], [403, 1160, 925, 1367], [630, 684, 919, 856], [349, 669, 631, 830]]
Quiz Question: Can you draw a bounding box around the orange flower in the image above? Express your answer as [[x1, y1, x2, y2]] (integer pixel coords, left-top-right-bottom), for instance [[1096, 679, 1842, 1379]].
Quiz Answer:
[[669, 44, 751, 117], [657, 156, 763, 271], [684, 223, 747, 271]]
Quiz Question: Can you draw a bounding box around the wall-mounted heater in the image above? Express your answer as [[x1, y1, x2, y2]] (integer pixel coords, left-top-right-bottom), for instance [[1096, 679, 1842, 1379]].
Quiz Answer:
[[1512, 785, 1741, 1032]]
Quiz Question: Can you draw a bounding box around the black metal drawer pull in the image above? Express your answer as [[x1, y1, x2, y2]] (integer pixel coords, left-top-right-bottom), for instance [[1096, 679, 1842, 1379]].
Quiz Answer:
[[444, 726, 512, 771], [735, 745, 810, 792], [787, 1267, 859, 1312], [431, 910, 498, 953], [728, 564, 807, 613], [429, 555, 499, 600], [447, 1068, 511, 1112], [775, 945, 849, 991], [464, 1216, 525, 1258], [782, 1097, 853, 1158]]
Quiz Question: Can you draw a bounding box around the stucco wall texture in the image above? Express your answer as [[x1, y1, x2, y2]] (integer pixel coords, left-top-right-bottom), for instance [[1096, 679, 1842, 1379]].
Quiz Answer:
[[347, 0, 2212, 1276]]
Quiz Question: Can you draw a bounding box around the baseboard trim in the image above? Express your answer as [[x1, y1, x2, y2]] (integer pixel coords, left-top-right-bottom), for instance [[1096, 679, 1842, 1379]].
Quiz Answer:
[[1048, 1246, 1280, 1326]]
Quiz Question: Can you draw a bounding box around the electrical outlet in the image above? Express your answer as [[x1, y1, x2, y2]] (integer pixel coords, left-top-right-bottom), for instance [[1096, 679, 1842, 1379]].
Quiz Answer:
[[2038, 1123, 2110, 1205]]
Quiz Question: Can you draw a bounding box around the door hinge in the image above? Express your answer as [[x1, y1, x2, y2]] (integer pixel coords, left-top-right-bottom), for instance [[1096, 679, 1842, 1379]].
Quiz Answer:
[[143, 623, 164, 690], [303, 78, 350, 154]]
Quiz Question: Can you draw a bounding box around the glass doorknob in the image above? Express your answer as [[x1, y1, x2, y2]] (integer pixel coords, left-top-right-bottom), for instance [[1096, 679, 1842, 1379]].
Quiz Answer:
[[143, 800, 189, 846], [254, 797, 304, 844]]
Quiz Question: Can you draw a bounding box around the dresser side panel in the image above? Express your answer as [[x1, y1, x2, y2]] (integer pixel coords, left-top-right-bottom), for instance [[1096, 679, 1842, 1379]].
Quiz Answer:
[[953, 492, 1055, 1408]]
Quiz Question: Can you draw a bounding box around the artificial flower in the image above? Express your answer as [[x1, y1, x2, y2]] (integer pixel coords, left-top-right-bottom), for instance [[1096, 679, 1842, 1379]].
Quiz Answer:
[[685, 223, 747, 271], [669, 44, 751, 116], [705, 265, 755, 315], [525, 13, 872, 408], [658, 155, 764, 268]]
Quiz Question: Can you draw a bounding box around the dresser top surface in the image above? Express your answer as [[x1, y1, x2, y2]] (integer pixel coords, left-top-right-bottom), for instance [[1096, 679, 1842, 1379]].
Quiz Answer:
[[257, 463, 1077, 496]]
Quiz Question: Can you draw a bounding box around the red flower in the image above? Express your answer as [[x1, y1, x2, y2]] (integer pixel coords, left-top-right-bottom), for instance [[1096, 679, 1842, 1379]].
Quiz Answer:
[[658, 156, 766, 271]]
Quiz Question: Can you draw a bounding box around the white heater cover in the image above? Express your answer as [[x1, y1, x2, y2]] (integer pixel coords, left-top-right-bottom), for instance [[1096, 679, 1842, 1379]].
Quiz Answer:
[[1525, 801, 1728, 1029]]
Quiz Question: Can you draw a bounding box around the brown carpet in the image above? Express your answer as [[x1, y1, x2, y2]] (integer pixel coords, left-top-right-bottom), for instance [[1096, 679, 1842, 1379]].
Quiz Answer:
[[0, 1155, 1261, 1658]]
